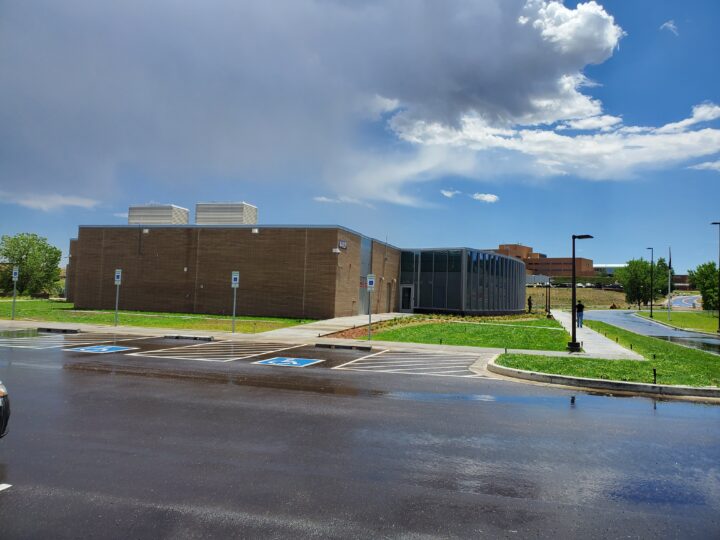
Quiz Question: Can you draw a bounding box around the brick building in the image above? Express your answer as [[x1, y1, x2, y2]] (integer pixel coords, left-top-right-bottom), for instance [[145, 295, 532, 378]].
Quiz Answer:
[[66, 225, 400, 320], [66, 224, 527, 319], [494, 243, 595, 278]]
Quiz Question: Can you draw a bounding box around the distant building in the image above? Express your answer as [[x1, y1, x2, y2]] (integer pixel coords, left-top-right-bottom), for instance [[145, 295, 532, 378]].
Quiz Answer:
[[128, 204, 189, 225], [593, 263, 627, 277], [673, 275, 690, 290], [493, 243, 595, 278]]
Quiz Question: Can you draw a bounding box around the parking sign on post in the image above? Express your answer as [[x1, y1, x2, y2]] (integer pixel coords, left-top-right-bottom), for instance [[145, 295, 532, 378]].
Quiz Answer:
[[114, 269, 122, 326], [367, 274, 376, 340], [11, 266, 19, 320], [231, 271, 240, 333]]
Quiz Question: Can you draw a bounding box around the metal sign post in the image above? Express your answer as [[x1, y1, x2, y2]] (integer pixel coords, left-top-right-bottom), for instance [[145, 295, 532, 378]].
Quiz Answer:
[[231, 271, 239, 333], [114, 269, 122, 326], [367, 274, 376, 340], [11, 266, 19, 320]]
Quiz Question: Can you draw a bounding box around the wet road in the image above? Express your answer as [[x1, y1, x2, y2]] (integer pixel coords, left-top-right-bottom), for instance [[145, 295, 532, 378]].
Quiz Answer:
[[672, 295, 701, 308], [1, 343, 719, 538], [586, 309, 720, 355]]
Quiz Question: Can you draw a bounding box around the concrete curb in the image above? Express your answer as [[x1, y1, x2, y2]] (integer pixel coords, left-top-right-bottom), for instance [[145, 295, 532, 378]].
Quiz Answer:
[[486, 357, 720, 399], [631, 313, 720, 338]]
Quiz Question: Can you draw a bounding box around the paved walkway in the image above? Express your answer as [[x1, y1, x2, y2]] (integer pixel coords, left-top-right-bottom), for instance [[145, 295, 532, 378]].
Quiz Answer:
[[256, 312, 412, 341], [0, 313, 413, 344], [551, 310, 643, 360]]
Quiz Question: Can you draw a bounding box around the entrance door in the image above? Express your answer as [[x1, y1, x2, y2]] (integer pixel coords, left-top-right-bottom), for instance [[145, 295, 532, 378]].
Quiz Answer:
[[400, 285, 414, 313]]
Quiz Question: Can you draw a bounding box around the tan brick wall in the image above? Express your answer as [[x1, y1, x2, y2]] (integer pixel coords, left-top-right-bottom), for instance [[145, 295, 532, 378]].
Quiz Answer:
[[370, 241, 400, 314], [71, 226, 379, 319], [333, 231, 362, 317]]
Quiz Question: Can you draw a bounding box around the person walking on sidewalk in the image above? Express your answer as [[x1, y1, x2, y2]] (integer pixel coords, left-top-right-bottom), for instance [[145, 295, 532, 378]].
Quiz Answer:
[[576, 300, 585, 328]]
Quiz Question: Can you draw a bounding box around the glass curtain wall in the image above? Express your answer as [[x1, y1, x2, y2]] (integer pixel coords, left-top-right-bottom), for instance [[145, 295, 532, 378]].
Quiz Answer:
[[399, 248, 525, 314]]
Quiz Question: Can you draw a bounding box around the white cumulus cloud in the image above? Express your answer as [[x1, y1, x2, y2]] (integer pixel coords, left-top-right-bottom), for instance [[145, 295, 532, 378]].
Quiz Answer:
[[689, 160, 720, 172], [440, 189, 461, 198], [559, 114, 622, 131], [471, 193, 499, 203], [386, 103, 720, 181]]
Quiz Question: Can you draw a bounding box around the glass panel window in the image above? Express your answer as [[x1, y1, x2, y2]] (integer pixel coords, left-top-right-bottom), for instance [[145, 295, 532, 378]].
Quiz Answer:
[[419, 251, 434, 307], [433, 251, 448, 308]]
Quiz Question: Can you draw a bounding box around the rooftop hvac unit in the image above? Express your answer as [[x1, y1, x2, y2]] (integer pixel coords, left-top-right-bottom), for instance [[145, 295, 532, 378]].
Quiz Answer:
[[195, 202, 258, 225], [128, 204, 189, 225]]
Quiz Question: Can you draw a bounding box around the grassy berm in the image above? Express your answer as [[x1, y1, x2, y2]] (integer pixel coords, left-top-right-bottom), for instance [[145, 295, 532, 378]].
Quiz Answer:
[[497, 320, 720, 387], [0, 299, 311, 333], [636, 310, 719, 333], [360, 313, 571, 351]]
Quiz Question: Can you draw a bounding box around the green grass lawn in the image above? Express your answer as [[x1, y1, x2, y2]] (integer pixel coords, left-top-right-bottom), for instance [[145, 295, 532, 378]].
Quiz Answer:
[[369, 318, 570, 350], [496, 320, 720, 387], [637, 310, 719, 333], [0, 299, 311, 333]]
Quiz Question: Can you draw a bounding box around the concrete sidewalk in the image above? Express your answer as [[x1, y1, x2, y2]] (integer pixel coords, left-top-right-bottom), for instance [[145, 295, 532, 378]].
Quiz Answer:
[[257, 312, 412, 340], [0, 313, 412, 344], [551, 310, 643, 360]]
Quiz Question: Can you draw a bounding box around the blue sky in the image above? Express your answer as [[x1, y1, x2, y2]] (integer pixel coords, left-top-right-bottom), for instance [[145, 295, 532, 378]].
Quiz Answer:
[[0, 0, 719, 273]]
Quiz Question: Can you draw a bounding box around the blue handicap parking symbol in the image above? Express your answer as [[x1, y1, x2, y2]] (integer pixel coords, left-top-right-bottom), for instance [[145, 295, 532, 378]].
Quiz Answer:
[[254, 357, 325, 368], [65, 345, 137, 354]]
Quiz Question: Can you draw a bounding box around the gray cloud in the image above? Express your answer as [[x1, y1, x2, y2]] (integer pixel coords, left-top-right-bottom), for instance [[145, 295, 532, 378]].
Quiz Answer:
[[0, 0, 626, 205]]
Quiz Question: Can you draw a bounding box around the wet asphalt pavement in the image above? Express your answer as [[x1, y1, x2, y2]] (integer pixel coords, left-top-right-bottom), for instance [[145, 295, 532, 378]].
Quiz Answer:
[[1, 338, 720, 538], [586, 309, 720, 355]]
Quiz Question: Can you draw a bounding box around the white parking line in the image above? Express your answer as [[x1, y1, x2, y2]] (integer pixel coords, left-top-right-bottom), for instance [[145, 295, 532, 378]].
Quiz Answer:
[[333, 349, 388, 369], [129, 342, 307, 362], [0, 334, 149, 349], [0, 484, 11, 492], [335, 350, 481, 378]]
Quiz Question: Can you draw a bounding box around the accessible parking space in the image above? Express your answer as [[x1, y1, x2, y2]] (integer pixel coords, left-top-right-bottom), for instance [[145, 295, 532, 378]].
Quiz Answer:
[[252, 345, 374, 368], [0, 332, 149, 350], [334, 349, 483, 378]]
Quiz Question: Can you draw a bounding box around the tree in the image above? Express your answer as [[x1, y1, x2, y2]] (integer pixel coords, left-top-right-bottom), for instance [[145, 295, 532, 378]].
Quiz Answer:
[[0, 233, 62, 295], [655, 257, 674, 296], [688, 262, 719, 311], [615, 259, 651, 308]]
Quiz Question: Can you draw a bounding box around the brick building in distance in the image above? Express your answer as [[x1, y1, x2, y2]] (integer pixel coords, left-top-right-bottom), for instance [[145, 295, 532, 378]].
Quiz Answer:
[[494, 243, 595, 278]]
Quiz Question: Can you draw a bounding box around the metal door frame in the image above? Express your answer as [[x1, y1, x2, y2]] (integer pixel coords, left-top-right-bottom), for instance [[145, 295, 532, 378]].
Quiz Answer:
[[399, 284, 414, 313]]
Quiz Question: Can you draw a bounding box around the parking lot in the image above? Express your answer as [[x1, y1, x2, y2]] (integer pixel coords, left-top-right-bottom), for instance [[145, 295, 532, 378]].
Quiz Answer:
[[1, 329, 719, 538], [0, 330, 488, 379]]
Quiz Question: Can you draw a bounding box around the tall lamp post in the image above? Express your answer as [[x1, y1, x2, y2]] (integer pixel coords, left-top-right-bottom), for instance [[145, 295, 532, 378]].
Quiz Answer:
[[712, 222, 720, 333], [647, 247, 654, 319], [569, 234, 593, 352]]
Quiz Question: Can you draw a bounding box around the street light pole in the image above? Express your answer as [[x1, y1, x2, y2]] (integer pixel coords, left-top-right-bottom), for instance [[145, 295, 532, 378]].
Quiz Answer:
[[712, 222, 720, 333], [569, 234, 593, 352], [647, 247, 654, 319]]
